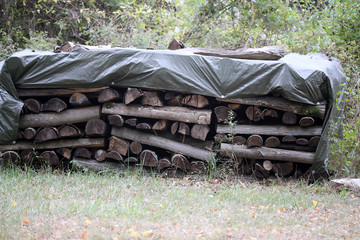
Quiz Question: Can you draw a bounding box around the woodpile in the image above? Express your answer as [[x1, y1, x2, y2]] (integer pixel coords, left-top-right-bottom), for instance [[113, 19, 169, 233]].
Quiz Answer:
[[0, 86, 326, 178]]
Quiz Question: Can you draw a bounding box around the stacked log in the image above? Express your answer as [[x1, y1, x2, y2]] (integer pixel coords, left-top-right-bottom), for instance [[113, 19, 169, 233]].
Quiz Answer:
[[0, 86, 326, 178]]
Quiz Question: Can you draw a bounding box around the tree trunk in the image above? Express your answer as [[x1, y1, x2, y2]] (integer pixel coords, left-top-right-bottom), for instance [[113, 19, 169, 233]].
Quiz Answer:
[[102, 103, 212, 125], [111, 127, 214, 162], [34, 127, 58, 142], [74, 148, 92, 159], [264, 136, 280, 148], [23, 99, 41, 113], [299, 117, 315, 127], [141, 91, 164, 107], [106, 151, 123, 162], [272, 161, 294, 177], [124, 88, 143, 105], [125, 118, 137, 127], [136, 122, 152, 130], [308, 136, 320, 147], [39, 151, 59, 166], [85, 118, 107, 137], [216, 96, 326, 119], [94, 149, 107, 162], [19, 106, 101, 128], [140, 150, 158, 167], [130, 141, 143, 155], [181, 95, 209, 108], [220, 143, 314, 164], [246, 106, 262, 121], [178, 122, 190, 135], [247, 135, 263, 147], [214, 106, 235, 123], [108, 136, 129, 156], [152, 119, 169, 131], [98, 88, 121, 103], [171, 154, 191, 172], [23, 127, 37, 140], [0, 138, 104, 151], [42, 98, 67, 112], [69, 93, 91, 107], [282, 111, 297, 125], [58, 125, 82, 138], [216, 124, 322, 136], [107, 114, 124, 127], [158, 158, 172, 171], [56, 148, 72, 160], [191, 124, 210, 141]]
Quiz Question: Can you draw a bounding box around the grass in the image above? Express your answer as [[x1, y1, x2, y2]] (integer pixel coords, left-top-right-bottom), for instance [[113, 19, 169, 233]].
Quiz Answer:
[[0, 167, 359, 240]]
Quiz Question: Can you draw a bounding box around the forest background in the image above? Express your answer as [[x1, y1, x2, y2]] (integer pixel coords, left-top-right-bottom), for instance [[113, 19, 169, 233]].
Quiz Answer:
[[0, 0, 359, 177]]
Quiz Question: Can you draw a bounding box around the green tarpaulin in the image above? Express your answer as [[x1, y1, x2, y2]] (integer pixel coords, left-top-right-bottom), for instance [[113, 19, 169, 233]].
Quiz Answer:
[[0, 47, 346, 173]]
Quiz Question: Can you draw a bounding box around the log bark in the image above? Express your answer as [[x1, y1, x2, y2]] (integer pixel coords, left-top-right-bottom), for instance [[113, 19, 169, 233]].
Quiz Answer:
[[74, 148, 92, 159], [220, 143, 314, 164], [42, 98, 67, 112], [171, 154, 190, 172], [108, 136, 129, 156], [111, 127, 214, 162], [136, 122, 152, 130], [23, 99, 41, 113], [39, 151, 59, 166], [158, 158, 172, 171], [107, 114, 124, 127], [72, 158, 122, 173], [0, 138, 104, 151], [56, 148, 72, 160], [264, 136, 280, 148], [216, 124, 322, 136], [191, 124, 210, 141], [296, 138, 309, 146], [130, 141, 142, 155], [17, 87, 108, 97], [282, 135, 297, 143], [98, 88, 121, 103], [178, 122, 190, 135], [181, 95, 209, 108], [299, 117, 315, 127], [245, 106, 262, 121], [247, 135, 263, 147], [34, 127, 58, 142], [106, 151, 123, 162], [282, 111, 297, 125], [171, 122, 179, 135], [94, 149, 107, 162], [216, 96, 326, 119], [23, 127, 36, 140], [261, 109, 278, 119], [58, 125, 82, 138], [308, 136, 320, 147], [85, 118, 107, 137], [214, 106, 236, 123], [231, 136, 246, 145], [152, 119, 169, 131], [272, 161, 294, 177], [124, 157, 138, 163], [140, 150, 158, 167], [141, 91, 164, 107], [102, 103, 212, 125], [125, 118, 137, 127], [1, 151, 21, 165], [19, 106, 101, 128], [69, 92, 91, 107], [124, 88, 143, 105]]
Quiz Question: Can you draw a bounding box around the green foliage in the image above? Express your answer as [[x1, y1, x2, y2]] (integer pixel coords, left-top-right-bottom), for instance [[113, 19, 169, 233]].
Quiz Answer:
[[0, 0, 359, 176]]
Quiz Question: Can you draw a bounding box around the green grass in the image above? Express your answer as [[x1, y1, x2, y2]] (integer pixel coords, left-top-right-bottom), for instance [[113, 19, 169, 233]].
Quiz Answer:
[[0, 168, 359, 240]]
